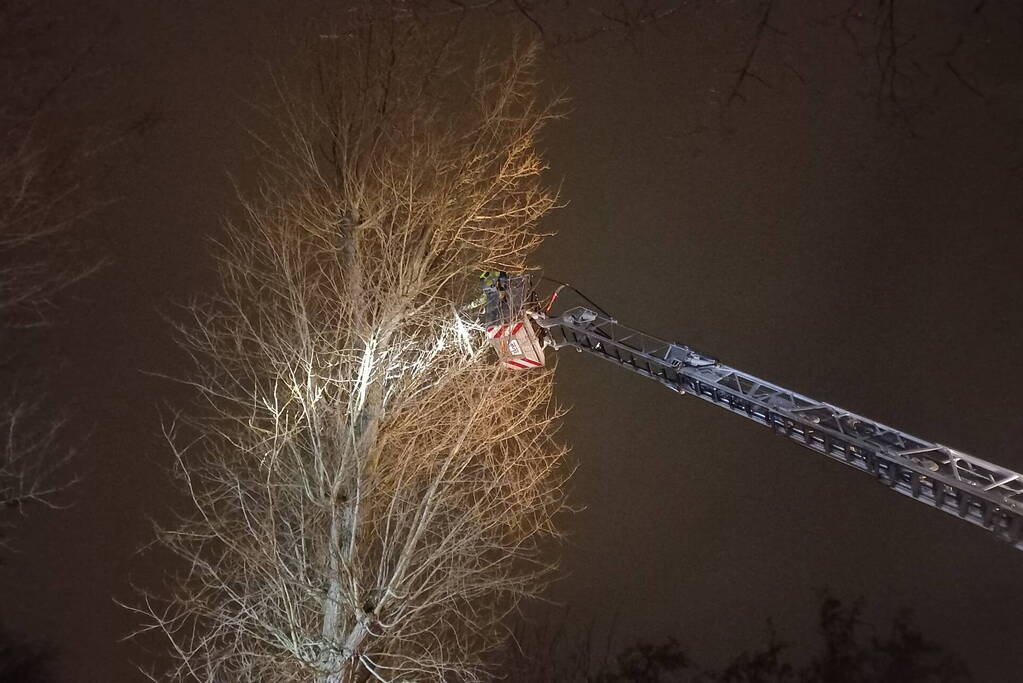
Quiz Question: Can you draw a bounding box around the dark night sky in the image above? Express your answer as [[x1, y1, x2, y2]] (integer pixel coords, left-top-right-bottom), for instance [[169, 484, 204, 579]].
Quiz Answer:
[[3, 2, 1023, 681]]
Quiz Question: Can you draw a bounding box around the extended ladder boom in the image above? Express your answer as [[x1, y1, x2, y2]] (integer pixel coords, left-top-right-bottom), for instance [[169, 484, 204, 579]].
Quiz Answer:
[[539, 307, 1023, 551]]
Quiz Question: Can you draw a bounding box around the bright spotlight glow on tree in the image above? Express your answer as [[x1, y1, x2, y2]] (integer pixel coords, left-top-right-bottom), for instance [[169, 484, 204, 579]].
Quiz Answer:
[[135, 19, 567, 683]]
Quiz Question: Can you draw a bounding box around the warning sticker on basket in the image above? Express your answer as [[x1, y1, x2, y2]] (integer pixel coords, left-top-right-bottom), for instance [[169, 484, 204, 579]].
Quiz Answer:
[[508, 339, 522, 355]]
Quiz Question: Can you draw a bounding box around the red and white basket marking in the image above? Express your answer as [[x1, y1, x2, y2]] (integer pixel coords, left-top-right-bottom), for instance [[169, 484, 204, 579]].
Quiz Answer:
[[486, 322, 543, 370], [485, 322, 524, 338], [504, 357, 542, 369]]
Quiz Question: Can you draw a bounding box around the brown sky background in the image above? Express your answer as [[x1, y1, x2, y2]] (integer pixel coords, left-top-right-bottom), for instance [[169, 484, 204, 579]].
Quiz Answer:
[[3, 1, 1023, 681]]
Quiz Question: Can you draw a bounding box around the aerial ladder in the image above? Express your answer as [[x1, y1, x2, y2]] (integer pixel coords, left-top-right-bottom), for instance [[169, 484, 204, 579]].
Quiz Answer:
[[482, 274, 1023, 552]]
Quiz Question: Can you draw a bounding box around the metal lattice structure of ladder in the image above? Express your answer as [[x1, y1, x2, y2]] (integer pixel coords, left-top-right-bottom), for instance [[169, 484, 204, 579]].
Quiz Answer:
[[539, 307, 1023, 551]]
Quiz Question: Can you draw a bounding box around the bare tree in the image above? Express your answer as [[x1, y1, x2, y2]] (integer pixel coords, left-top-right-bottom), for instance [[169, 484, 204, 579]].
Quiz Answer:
[[136, 23, 567, 683], [0, 0, 106, 543], [0, 70, 83, 524]]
